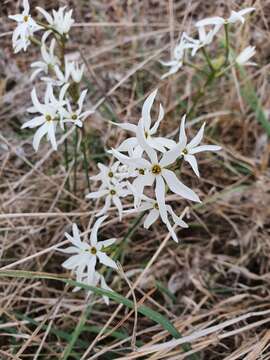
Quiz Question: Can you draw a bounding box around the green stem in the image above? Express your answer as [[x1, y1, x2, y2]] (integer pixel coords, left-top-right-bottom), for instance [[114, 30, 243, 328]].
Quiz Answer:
[[63, 125, 71, 193], [73, 127, 79, 195], [224, 23, 230, 66], [187, 71, 215, 118], [81, 128, 91, 193], [201, 47, 215, 73]]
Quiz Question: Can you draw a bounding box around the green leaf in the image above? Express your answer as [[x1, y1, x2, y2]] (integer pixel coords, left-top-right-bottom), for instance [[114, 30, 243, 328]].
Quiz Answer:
[[0, 269, 198, 359]]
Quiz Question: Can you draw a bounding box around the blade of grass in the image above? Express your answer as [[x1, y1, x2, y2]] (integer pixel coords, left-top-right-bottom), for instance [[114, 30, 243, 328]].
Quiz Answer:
[[0, 269, 197, 358]]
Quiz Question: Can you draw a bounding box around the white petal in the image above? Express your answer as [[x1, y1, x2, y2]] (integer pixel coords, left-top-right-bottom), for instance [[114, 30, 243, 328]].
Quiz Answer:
[[97, 251, 117, 269], [155, 176, 167, 223], [144, 209, 159, 229], [142, 89, 158, 130], [179, 115, 187, 146], [32, 123, 48, 151], [47, 123, 57, 150], [113, 122, 137, 133], [62, 254, 83, 269], [189, 145, 221, 154], [184, 154, 200, 177], [86, 189, 108, 199], [96, 196, 111, 217], [187, 122, 205, 150], [163, 169, 200, 203], [195, 17, 224, 27], [90, 215, 107, 246], [58, 246, 79, 254], [36, 7, 53, 24], [21, 116, 45, 129], [150, 104, 164, 134], [160, 143, 184, 167], [98, 238, 116, 248], [137, 119, 158, 164], [167, 205, 188, 228], [112, 195, 123, 220]]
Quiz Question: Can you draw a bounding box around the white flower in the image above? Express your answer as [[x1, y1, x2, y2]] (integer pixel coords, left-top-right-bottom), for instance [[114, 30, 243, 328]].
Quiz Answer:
[[90, 161, 124, 186], [130, 195, 188, 242], [160, 33, 194, 78], [195, 7, 255, 27], [86, 181, 130, 220], [9, 0, 42, 53], [59, 217, 117, 284], [115, 89, 175, 155], [68, 62, 85, 83], [185, 25, 221, 56], [60, 89, 94, 128], [36, 6, 75, 36], [31, 37, 60, 80], [235, 46, 256, 66], [22, 84, 68, 151], [173, 115, 221, 177], [111, 119, 200, 225], [76, 271, 113, 305]]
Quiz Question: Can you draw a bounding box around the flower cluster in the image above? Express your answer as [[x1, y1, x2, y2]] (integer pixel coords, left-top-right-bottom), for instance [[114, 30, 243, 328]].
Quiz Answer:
[[59, 217, 116, 305], [87, 90, 221, 242], [10, 3, 257, 305], [161, 7, 256, 78], [10, 0, 93, 151]]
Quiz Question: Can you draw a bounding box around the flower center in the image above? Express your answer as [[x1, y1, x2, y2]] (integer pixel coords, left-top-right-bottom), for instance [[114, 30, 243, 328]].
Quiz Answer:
[[139, 168, 145, 175], [45, 114, 52, 122], [71, 114, 77, 120], [151, 164, 162, 175], [108, 171, 114, 178], [110, 189, 116, 195], [154, 202, 159, 210], [23, 15, 29, 22], [144, 131, 149, 139], [89, 246, 97, 255], [182, 148, 188, 155]]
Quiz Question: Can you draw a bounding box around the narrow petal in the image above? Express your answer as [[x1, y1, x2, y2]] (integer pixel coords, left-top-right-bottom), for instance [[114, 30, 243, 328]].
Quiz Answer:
[[189, 145, 221, 154], [96, 196, 111, 217], [21, 116, 45, 129], [150, 104, 164, 134], [163, 169, 200, 203], [58, 246, 79, 254], [179, 115, 187, 146], [142, 89, 158, 130], [98, 238, 116, 248], [62, 254, 83, 269], [155, 176, 168, 223], [36, 7, 53, 24], [32, 123, 48, 151], [184, 154, 200, 177], [137, 118, 158, 163], [112, 195, 123, 220], [90, 215, 107, 246], [97, 251, 117, 269], [47, 123, 57, 150], [144, 209, 159, 229], [187, 122, 205, 150], [113, 122, 137, 133], [86, 189, 108, 199], [195, 17, 224, 27], [160, 143, 184, 167]]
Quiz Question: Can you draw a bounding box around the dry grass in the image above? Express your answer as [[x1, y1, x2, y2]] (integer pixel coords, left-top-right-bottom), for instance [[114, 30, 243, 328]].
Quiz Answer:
[[1, 0, 270, 359]]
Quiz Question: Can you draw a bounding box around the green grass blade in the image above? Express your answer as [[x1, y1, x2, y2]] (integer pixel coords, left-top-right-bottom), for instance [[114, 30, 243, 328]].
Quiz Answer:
[[0, 269, 198, 359]]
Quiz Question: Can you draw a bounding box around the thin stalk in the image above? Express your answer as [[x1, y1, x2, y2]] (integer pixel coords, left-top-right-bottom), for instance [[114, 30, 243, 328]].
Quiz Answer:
[[73, 127, 79, 195], [81, 128, 91, 193], [63, 125, 70, 193], [201, 47, 215, 73], [224, 23, 230, 66], [187, 71, 215, 118]]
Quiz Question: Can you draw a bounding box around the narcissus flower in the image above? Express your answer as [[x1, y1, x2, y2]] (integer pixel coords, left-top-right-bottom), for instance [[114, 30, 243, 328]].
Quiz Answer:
[[236, 46, 256, 66], [111, 119, 200, 224], [184, 25, 221, 56], [130, 195, 188, 242], [86, 181, 131, 220], [60, 89, 94, 128], [115, 89, 175, 156], [36, 6, 74, 36], [30, 37, 60, 80], [22, 84, 68, 151], [195, 7, 255, 27], [173, 115, 221, 177], [9, 0, 42, 53], [59, 217, 117, 284]]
